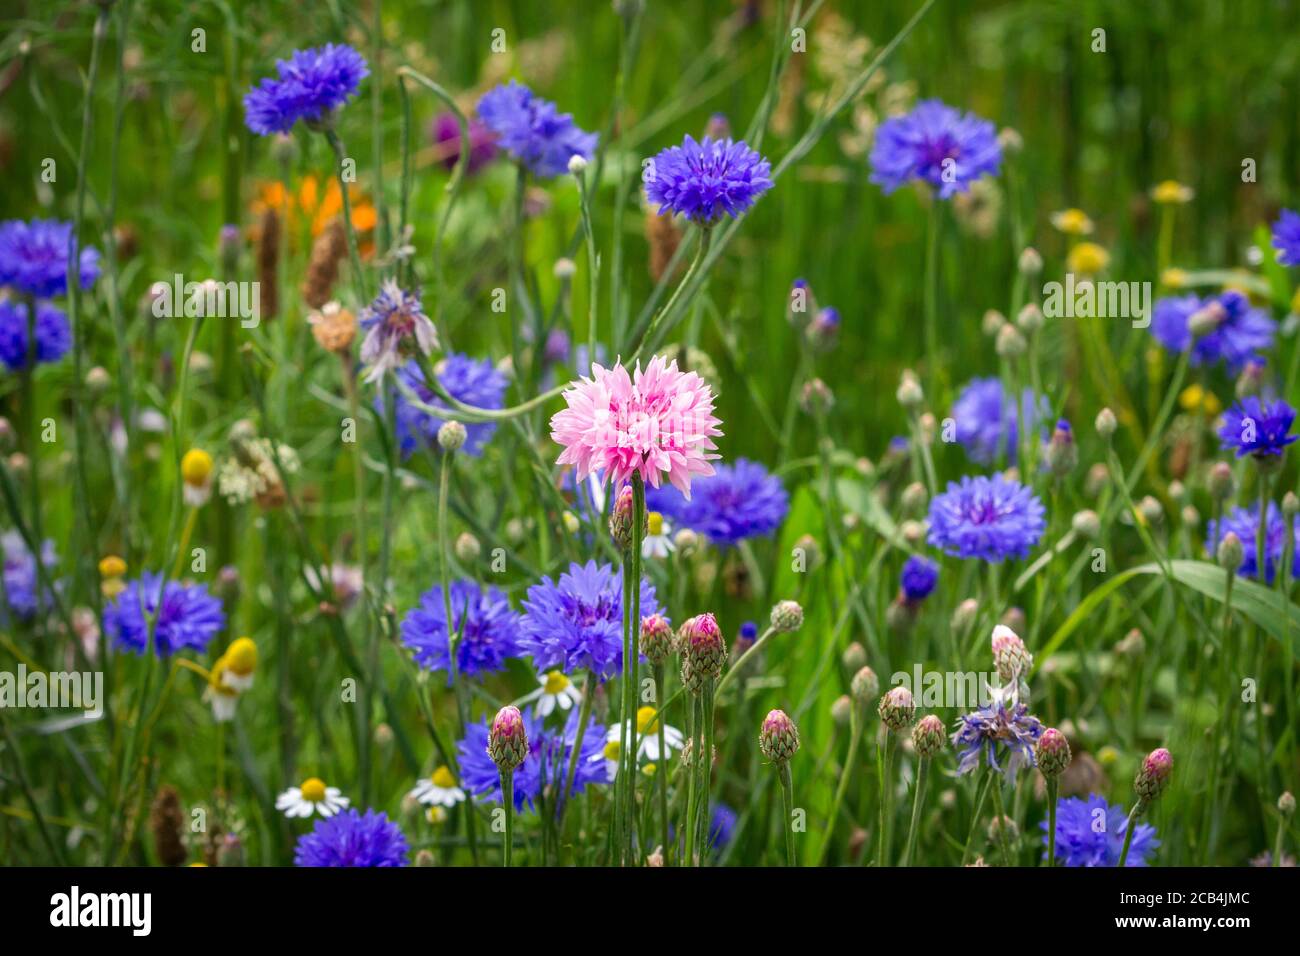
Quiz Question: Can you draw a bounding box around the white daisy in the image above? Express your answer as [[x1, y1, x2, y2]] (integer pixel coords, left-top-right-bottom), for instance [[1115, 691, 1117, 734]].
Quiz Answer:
[[591, 737, 623, 782], [276, 778, 349, 818], [204, 682, 239, 722], [642, 511, 675, 559], [533, 670, 582, 717], [407, 766, 466, 807], [604, 706, 685, 767]]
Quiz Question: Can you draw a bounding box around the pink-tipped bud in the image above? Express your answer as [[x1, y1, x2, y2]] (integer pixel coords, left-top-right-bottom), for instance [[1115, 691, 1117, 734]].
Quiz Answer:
[[912, 714, 946, 758], [1134, 747, 1173, 806], [1035, 728, 1071, 779], [878, 686, 915, 732], [488, 705, 528, 773], [609, 484, 637, 552], [758, 709, 800, 764], [678, 613, 726, 694], [638, 613, 674, 667], [991, 625, 1032, 682]]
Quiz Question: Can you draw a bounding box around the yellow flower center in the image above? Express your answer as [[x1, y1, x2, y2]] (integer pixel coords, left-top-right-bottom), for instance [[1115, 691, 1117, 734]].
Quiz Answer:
[[647, 512, 664, 536], [300, 777, 327, 802], [224, 637, 257, 675], [543, 670, 570, 694], [1053, 208, 1093, 235], [603, 740, 621, 761], [636, 706, 659, 735], [1160, 267, 1188, 289], [643, 762, 658, 778], [181, 448, 213, 486], [1067, 242, 1109, 275], [1152, 180, 1192, 204], [431, 766, 456, 788], [427, 806, 448, 825], [98, 554, 127, 578]]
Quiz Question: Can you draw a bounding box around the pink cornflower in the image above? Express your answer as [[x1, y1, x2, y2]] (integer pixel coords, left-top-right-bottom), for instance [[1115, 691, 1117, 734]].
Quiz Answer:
[[549, 355, 722, 498]]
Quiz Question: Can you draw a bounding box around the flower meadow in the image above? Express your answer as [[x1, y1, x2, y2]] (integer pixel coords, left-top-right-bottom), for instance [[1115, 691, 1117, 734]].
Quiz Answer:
[[1, 0, 1299, 875]]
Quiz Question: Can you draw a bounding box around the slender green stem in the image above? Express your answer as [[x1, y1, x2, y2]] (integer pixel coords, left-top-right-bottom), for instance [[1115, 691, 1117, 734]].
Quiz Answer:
[[817, 708, 862, 865], [901, 757, 929, 867], [988, 771, 1014, 867], [501, 772, 514, 867], [654, 664, 670, 864], [1046, 779, 1058, 866], [683, 694, 701, 866], [779, 761, 796, 867], [875, 733, 893, 867], [1117, 801, 1143, 867], [959, 771, 993, 865], [626, 227, 712, 361]]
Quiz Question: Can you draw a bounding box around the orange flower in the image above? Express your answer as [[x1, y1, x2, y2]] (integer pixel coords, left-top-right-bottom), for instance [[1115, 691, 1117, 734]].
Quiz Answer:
[[251, 174, 377, 257]]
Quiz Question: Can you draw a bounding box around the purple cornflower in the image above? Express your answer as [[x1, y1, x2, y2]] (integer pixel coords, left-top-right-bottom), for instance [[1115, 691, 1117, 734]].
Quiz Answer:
[[0, 219, 100, 297], [900, 554, 939, 603], [1150, 291, 1275, 372], [869, 99, 1002, 199], [456, 705, 606, 810], [519, 560, 661, 680], [928, 474, 1047, 562], [293, 808, 408, 867], [0, 300, 72, 371], [1042, 794, 1159, 867], [1271, 208, 1300, 266], [400, 580, 523, 683], [476, 81, 596, 178], [243, 44, 368, 135], [1218, 396, 1296, 460], [103, 572, 225, 658], [951, 685, 1044, 778], [1207, 503, 1300, 584], [645, 135, 773, 224], [950, 377, 1049, 466], [386, 354, 506, 458], [1, 531, 58, 621], [709, 802, 738, 850], [359, 280, 438, 384], [645, 458, 788, 547], [430, 112, 497, 173]]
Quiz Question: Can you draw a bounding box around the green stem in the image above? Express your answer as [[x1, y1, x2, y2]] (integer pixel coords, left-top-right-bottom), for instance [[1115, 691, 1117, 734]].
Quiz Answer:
[[501, 772, 514, 867], [654, 664, 670, 864], [901, 757, 929, 867], [779, 761, 796, 867], [817, 708, 862, 866], [875, 733, 893, 867], [1117, 801, 1143, 867], [1046, 779, 1058, 866], [324, 128, 367, 306]]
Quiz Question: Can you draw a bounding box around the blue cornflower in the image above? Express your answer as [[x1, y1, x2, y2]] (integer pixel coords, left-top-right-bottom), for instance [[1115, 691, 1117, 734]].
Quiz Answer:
[[359, 280, 439, 384], [386, 354, 506, 458], [0, 219, 100, 297], [709, 802, 738, 850], [869, 99, 1002, 199], [519, 560, 661, 680], [1218, 396, 1296, 460], [400, 580, 523, 683], [1042, 794, 1159, 867], [1, 531, 58, 621], [1207, 503, 1300, 584], [293, 808, 408, 867], [0, 300, 72, 370], [928, 474, 1047, 562], [476, 81, 597, 178], [243, 44, 368, 135], [900, 554, 939, 603], [456, 705, 606, 810], [950, 377, 1048, 466], [645, 458, 788, 547], [1150, 291, 1275, 371], [103, 572, 225, 658], [951, 685, 1044, 778], [1271, 208, 1300, 266], [645, 135, 773, 224]]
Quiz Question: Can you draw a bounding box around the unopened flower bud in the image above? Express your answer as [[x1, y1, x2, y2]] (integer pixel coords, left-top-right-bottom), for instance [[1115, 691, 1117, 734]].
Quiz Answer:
[[1188, 301, 1226, 338], [1035, 727, 1071, 779], [986, 815, 1019, 844], [1095, 407, 1117, 440], [1000, 606, 1027, 634], [1279, 791, 1296, 816], [673, 528, 699, 554], [841, 641, 867, 673], [1017, 302, 1044, 333], [1071, 509, 1100, 539], [679, 613, 726, 693], [1138, 495, 1164, 527], [912, 714, 946, 758], [1115, 628, 1145, 658], [982, 309, 1006, 336], [1216, 531, 1244, 572], [951, 597, 979, 633], [878, 686, 915, 731], [770, 599, 803, 633], [1283, 492, 1299, 519], [1045, 419, 1077, 476], [414, 849, 436, 867], [996, 323, 1026, 359], [609, 484, 637, 552], [437, 420, 467, 452], [1085, 461, 1109, 498], [1208, 461, 1234, 500], [1018, 247, 1043, 276], [758, 709, 800, 764], [86, 366, 112, 394], [553, 257, 576, 280], [831, 695, 853, 727], [1134, 747, 1173, 807], [454, 531, 481, 564], [850, 665, 879, 708], [567, 154, 588, 175], [488, 705, 528, 772], [896, 370, 924, 412], [639, 613, 674, 667], [991, 624, 1032, 682]]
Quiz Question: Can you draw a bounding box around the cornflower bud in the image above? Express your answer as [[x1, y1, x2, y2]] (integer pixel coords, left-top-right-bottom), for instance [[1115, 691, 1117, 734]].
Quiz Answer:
[[841, 641, 867, 673], [1095, 407, 1117, 440], [1018, 247, 1043, 276], [638, 613, 674, 667], [679, 613, 726, 694], [609, 484, 636, 552], [1134, 747, 1173, 808], [1045, 419, 1078, 477], [877, 686, 915, 732], [912, 714, 946, 758], [1071, 509, 1100, 539], [1017, 302, 1044, 333], [758, 709, 800, 764], [1208, 461, 1235, 500], [770, 599, 803, 633], [488, 705, 528, 772], [850, 665, 879, 709], [454, 531, 481, 564], [1216, 531, 1244, 572], [437, 420, 467, 452], [896, 370, 924, 412], [991, 624, 1032, 682], [831, 695, 853, 727], [1035, 728, 1071, 779]]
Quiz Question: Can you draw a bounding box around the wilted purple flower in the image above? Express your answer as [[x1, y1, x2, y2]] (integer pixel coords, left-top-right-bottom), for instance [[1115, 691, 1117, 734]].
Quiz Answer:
[[400, 580, 523, 683], [430, 112, 497, 173], [645, 135, 773, 224], [950, 377, 1048, 466], [244, 44, 368, 135], [293, 808, 408, 867], [0, 300, 72, 371], [0, 219, 100, 297], [951, 685, 1044, 778], [476, 81, 596, 178], [928, 474, 1047, 562], [103, 572, 225, 658], [359, 280, 438, 384], [1271, 208, 1300, 266], [1150, 291, 1275, 372], [1206, 503, 1300, 584], [519, 560, 662, 679], [869, 99, 1002, 199], [385, 354, 506, 458], [1218, 396, 1296, 460], [1042, 794, 1159, 867], [645, 458, 788, 547]]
